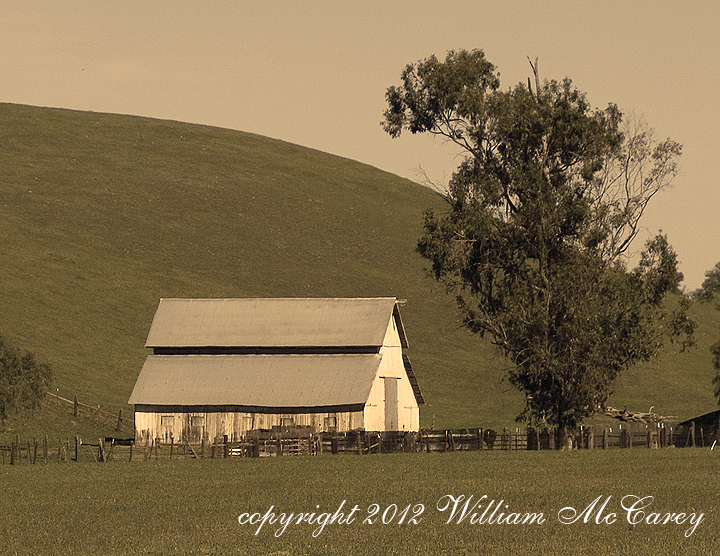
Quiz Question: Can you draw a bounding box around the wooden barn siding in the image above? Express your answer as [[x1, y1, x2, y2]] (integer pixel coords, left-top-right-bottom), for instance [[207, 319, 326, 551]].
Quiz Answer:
[[134, 405, 364, 443]]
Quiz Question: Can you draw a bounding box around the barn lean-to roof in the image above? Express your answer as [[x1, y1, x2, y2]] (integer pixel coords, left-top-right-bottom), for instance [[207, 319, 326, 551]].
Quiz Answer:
[[128, 354, 380, 408], [677, 409, 720, 428], [145, 297, 408, 349]]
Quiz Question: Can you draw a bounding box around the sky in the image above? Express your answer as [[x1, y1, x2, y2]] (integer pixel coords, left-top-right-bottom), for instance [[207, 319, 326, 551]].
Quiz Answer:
[[2, 1, 718, 290]]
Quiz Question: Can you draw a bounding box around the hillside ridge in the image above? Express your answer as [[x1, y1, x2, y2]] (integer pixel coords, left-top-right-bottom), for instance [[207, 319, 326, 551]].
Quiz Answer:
[[1, 103, 717, 436]]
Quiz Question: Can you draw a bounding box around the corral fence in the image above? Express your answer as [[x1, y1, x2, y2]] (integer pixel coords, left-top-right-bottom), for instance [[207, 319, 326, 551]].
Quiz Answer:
[[217, 422, 686, 457], [2, 419, 717, 464]]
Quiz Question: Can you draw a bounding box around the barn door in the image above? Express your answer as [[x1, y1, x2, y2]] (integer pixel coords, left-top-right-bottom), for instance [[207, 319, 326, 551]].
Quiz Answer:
[[384, 377, 400, 431]]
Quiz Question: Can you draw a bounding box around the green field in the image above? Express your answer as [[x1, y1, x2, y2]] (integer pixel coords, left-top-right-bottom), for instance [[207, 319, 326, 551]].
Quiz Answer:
[[0, 449, 717, 555], [1, 102, 719, 440]]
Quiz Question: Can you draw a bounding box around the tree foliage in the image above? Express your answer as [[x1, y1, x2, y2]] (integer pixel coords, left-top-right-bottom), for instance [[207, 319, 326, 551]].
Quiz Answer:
[[384, 50, 694, 435], [0, 332, 53, 421], [713, 338, 720, 405], [693, 262, 720, 405], [694, 261, 720, 301]]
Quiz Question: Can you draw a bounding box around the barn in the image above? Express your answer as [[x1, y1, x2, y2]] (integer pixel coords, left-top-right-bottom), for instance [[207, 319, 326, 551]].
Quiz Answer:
[[128, 297, 424, 443]]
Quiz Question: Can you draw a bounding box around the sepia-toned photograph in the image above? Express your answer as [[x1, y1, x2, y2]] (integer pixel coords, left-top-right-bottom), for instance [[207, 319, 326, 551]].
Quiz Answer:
[[0, 2, 717, 554]]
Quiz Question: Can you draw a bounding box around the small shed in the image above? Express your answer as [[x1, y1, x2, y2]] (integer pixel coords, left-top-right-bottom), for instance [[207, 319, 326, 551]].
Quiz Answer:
[[675, 409, 720, 447], [128, 297, 424, 443]]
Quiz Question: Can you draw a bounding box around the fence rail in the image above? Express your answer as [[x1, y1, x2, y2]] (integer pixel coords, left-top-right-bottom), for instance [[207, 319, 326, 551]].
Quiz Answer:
[[3, 419, 716, 464], [45, 391, 128, 433]]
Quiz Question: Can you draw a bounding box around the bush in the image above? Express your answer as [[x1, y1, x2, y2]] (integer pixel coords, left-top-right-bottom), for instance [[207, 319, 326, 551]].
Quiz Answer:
[[0, 332, 53, 421]]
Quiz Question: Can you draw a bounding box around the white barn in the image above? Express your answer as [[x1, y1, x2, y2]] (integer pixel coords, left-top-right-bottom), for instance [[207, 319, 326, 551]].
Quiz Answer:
[[128, 297, 423, 443]]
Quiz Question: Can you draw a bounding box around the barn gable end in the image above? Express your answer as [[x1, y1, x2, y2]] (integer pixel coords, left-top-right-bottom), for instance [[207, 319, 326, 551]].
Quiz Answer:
[[129, 297, 422, 443]]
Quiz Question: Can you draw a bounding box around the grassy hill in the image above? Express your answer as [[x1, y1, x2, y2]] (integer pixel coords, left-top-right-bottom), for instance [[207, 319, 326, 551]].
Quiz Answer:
[[0, 103, 717, 437]]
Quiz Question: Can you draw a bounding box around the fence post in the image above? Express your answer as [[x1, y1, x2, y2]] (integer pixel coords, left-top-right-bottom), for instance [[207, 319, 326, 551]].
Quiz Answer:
[[690, 421, 696, 447], [73, 395, 78, 417], [117, 409, 123, 431]]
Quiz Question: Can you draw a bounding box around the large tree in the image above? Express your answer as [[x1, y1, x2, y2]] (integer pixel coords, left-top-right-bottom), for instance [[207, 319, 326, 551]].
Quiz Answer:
[[384, 50, 694, 444]]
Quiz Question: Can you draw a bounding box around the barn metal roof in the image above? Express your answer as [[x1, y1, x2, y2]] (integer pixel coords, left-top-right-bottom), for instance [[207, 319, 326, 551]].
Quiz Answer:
[[145, 297, 407, 348], [128, 354, 381, 407]]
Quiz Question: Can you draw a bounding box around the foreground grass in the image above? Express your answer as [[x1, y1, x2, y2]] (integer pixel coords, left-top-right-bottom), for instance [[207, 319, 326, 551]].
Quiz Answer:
[[0, 449, 716, 555]]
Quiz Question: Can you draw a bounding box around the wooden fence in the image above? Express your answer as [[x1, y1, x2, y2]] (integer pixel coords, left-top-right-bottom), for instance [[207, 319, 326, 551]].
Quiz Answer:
[[4, 419, 717, 464], [0, 434, 133, 464], [46, 391, 129, 433]]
